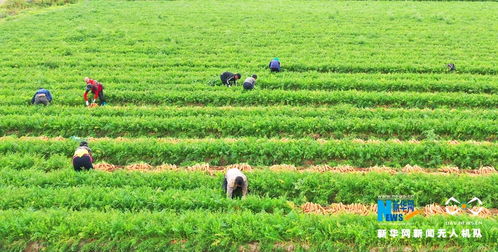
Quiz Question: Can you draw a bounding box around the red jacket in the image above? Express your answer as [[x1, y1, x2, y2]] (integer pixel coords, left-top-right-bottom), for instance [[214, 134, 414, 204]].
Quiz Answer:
[[84, 79, 104, 101]]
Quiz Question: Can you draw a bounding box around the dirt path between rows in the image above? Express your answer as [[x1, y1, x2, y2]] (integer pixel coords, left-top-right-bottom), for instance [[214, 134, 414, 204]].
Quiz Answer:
[[93, 163, 496, 176]]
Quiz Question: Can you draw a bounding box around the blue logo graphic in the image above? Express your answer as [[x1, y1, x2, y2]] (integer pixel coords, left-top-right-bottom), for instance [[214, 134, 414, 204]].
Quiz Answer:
[[377, 199, 416, 222]]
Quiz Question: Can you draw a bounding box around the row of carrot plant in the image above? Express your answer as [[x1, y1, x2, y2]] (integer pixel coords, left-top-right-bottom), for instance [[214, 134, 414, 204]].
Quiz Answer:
[[0, 186, 292, 213], [1, 114, 495, 140], [2, 89, 497, 108], [4, 72, 498, 93], [0, 168, 496, 207], [1, 105, 497, 120], [0, 209, 495, 251], [1, 137, 496, 168]]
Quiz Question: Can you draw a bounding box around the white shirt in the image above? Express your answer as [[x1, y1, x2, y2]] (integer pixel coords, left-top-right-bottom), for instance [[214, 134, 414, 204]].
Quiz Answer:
[[243, 77, 256, 85], [225, 168, 248, 198]]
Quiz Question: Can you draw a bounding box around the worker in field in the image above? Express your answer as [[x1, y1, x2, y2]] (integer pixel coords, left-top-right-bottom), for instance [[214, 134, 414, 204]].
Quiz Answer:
[[73, 141, 94, 171], [269, 57, 281, 72], [220, 72, 241, 87], [223, 168, 248, 198], [243, 74, 257, 90], [447, 63, 456, 71], [31, 88, 52, 106], [84, 77, 106, 106]]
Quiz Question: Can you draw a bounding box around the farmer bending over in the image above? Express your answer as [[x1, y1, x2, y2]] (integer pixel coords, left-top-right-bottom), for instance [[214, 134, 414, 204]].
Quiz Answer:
[[243, 75, 257, 90], [31, 88, 52, 106], [447, 63, 456, 71], [84, 77, 106, 106], [220, 72, 241, 87], [73, 141, 94, 171], [223, 168, 248, 198], [269, 57, 281, 72]]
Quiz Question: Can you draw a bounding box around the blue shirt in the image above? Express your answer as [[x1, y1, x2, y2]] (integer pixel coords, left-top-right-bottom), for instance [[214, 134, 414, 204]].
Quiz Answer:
[[269, 60, 280, 70], [32, 89, 53, 103]]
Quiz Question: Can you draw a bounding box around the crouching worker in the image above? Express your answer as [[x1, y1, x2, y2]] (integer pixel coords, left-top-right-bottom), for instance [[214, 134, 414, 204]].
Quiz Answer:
[[243, 75, 257, 90], [220, 72, 241, 87], [73, 141, 94, 171], [223, 168, 248, 198], [84, 77, 106, 106], [31, 88, 52, 106], [269, 57, 281, 72], [447, 63, 456, 71]]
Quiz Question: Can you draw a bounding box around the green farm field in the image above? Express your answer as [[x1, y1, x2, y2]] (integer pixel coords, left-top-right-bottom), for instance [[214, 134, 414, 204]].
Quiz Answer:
[[0, 0, 497, 251]]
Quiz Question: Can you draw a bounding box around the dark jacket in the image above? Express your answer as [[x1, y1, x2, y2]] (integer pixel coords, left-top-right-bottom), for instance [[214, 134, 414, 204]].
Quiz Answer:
[[220, 72, 237, 86], [31, 89, 53, 104]]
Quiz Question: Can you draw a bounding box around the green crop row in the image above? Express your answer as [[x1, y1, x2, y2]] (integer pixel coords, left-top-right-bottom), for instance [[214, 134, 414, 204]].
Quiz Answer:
[[2, 54, 496, 75], [0, 168, 496, 207], [3, 83, 210, 93], [0, 149, 495, 172], [256, 77, 498, 94], [1, 48, 496, 77], [282, 63, 497, 75], [1, 52, 496, 77], [3, 71, 498, 94], [5, 80, 497, 96], [1, 137, 496, 168], [0, 154, 68, 172], [0, 186, 291, 213], [1, 114, 495, 140], [2, 105, 497, 120], [0, 209, 495, 251], [2, 89, 497, 108]]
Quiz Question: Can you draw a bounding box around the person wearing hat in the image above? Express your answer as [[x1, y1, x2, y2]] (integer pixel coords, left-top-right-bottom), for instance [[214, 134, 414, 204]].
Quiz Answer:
[[84, 77, 106, 106], [223, 168, 248, 198], [243, 74, 257, 90], [72, 141, 94, 171], [269, 57, 281, 72], [31, 88, 53, 106], [220, 72, 241, 87]]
